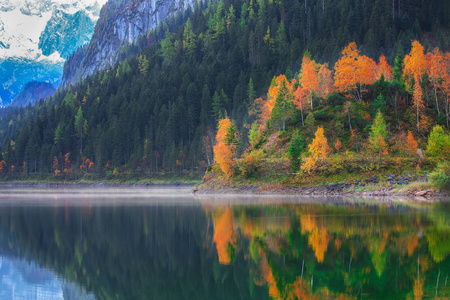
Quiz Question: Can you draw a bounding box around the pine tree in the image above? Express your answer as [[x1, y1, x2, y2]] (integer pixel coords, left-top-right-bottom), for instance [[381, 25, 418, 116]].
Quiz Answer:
[[369, 111, 388, 156], [288, 133, 303, 171]]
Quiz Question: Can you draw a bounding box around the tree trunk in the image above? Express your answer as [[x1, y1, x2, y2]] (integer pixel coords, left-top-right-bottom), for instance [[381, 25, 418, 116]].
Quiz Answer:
[[301, 108, 304, 127], [392, 0, 395, 22], [348, 111, 352, 133], [434, 82, 440, 115], [417, 98, 420, 131], [447, 95, 449, 128]]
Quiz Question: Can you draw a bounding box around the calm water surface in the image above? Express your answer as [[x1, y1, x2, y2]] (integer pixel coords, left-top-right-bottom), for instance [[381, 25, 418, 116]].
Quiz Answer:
[[0, 187, 448, 300]]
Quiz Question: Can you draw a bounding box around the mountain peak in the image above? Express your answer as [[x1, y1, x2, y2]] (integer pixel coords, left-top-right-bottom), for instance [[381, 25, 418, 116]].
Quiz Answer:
[[0, 0, 106, 105]]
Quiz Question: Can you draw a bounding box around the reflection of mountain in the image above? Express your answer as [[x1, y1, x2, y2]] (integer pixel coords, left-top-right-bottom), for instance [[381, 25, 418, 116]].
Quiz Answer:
[[0, 201, 447, 299], [0, 256, 63, 299]]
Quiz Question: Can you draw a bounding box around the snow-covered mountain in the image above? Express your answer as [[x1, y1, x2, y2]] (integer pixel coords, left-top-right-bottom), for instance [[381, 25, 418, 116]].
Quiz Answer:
[[0, 0, 107, 105]]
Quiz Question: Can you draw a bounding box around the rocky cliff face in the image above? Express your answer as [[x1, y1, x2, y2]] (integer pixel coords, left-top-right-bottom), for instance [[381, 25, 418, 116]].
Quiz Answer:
[[62, 0, 194, 87]]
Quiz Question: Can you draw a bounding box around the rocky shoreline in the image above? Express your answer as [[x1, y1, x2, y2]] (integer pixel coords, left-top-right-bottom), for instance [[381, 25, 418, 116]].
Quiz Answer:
[[194, 185, 448, 199], [196, 173, 450, 200]]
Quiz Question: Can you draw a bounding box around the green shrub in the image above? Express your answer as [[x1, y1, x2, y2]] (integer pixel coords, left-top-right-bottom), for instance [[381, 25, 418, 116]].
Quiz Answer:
[[426, 125, 450, 160], [430, 161, 450, 190], [239, 150, 264, 178]]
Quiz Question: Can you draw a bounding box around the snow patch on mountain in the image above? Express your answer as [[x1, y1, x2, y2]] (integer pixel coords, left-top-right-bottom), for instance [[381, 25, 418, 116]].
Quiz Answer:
[[0, 0, 107, 105], [0, 0, 106, 62]]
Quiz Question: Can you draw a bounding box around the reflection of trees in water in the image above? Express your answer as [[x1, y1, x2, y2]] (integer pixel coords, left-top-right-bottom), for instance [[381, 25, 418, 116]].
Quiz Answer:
[[0, 201, 447, 300], [208, 203, 450, 299], [0, 205, 270, 300]]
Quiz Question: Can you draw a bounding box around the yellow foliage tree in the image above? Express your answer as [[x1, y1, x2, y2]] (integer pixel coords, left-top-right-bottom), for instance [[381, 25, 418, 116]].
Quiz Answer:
[[301, 127, 332, 173], [404, 41, 427, 130]]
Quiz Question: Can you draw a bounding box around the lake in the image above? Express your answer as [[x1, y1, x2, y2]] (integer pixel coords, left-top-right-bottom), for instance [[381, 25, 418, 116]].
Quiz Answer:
[[0, 187, 448, 299]]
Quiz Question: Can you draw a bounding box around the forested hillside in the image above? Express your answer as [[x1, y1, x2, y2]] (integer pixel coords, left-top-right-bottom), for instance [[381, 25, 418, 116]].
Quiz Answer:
[[0, 0, 449, 179]]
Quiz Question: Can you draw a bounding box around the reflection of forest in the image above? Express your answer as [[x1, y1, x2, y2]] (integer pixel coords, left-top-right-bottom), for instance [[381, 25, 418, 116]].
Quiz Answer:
[[0, 201, 447, 300], [0, 205, 271, 299], [208, 203, 450, 300]]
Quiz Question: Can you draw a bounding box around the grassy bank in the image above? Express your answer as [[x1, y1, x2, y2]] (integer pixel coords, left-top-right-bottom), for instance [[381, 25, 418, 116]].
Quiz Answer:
[[0, 174, 201, 186]]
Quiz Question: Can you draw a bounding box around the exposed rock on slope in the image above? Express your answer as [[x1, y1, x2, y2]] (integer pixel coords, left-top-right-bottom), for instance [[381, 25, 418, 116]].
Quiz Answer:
[[61, 0, 194, 87]]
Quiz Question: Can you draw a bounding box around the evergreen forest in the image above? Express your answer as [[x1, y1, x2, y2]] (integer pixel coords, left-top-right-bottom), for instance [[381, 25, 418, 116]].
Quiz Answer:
[[0, 0, 449, 181]]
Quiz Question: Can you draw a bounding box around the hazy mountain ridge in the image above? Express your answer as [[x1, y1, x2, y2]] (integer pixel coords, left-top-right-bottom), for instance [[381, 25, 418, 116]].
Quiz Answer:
[[11, 81, 56, 107]]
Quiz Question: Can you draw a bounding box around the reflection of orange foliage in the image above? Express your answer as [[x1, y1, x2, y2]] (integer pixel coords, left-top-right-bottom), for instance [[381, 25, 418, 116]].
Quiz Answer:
[[213, 207, 235, 264], [335, 238, 342, 251], [261, 258, 282, 300], [300, 214, 316, 234], [334, 295, 357, 300], [309, 228, 331, 263], [406, 233, 418, 256], [290, 278, 319, 300], [413, 278, 424, 300], [287, 277, 356, 300], [379, 232, 389, 253], [301, 214, 330, 263]]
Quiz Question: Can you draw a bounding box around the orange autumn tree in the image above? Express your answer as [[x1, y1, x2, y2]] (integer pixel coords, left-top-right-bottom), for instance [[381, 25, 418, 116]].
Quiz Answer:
[[377, 54, 393, 81], [334, 138, 342, 152], [317, 63, 334, 97], [52, 156, 60, 176], [63, 153, 72, 175], [404, 131, 418, 157], [334, 42, 377, 102], [0, 160, 8, 174], [213, 118, 238, 178], [250, 75, 288, 129], [443, 52, 450, 127], [268, 75, 295, 130], [301, 126, 332, 173], [299, 55, 319, 110], [426, 47, 446, 115], [293, 85, 309, 126], [404, 41, 427, 130]]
